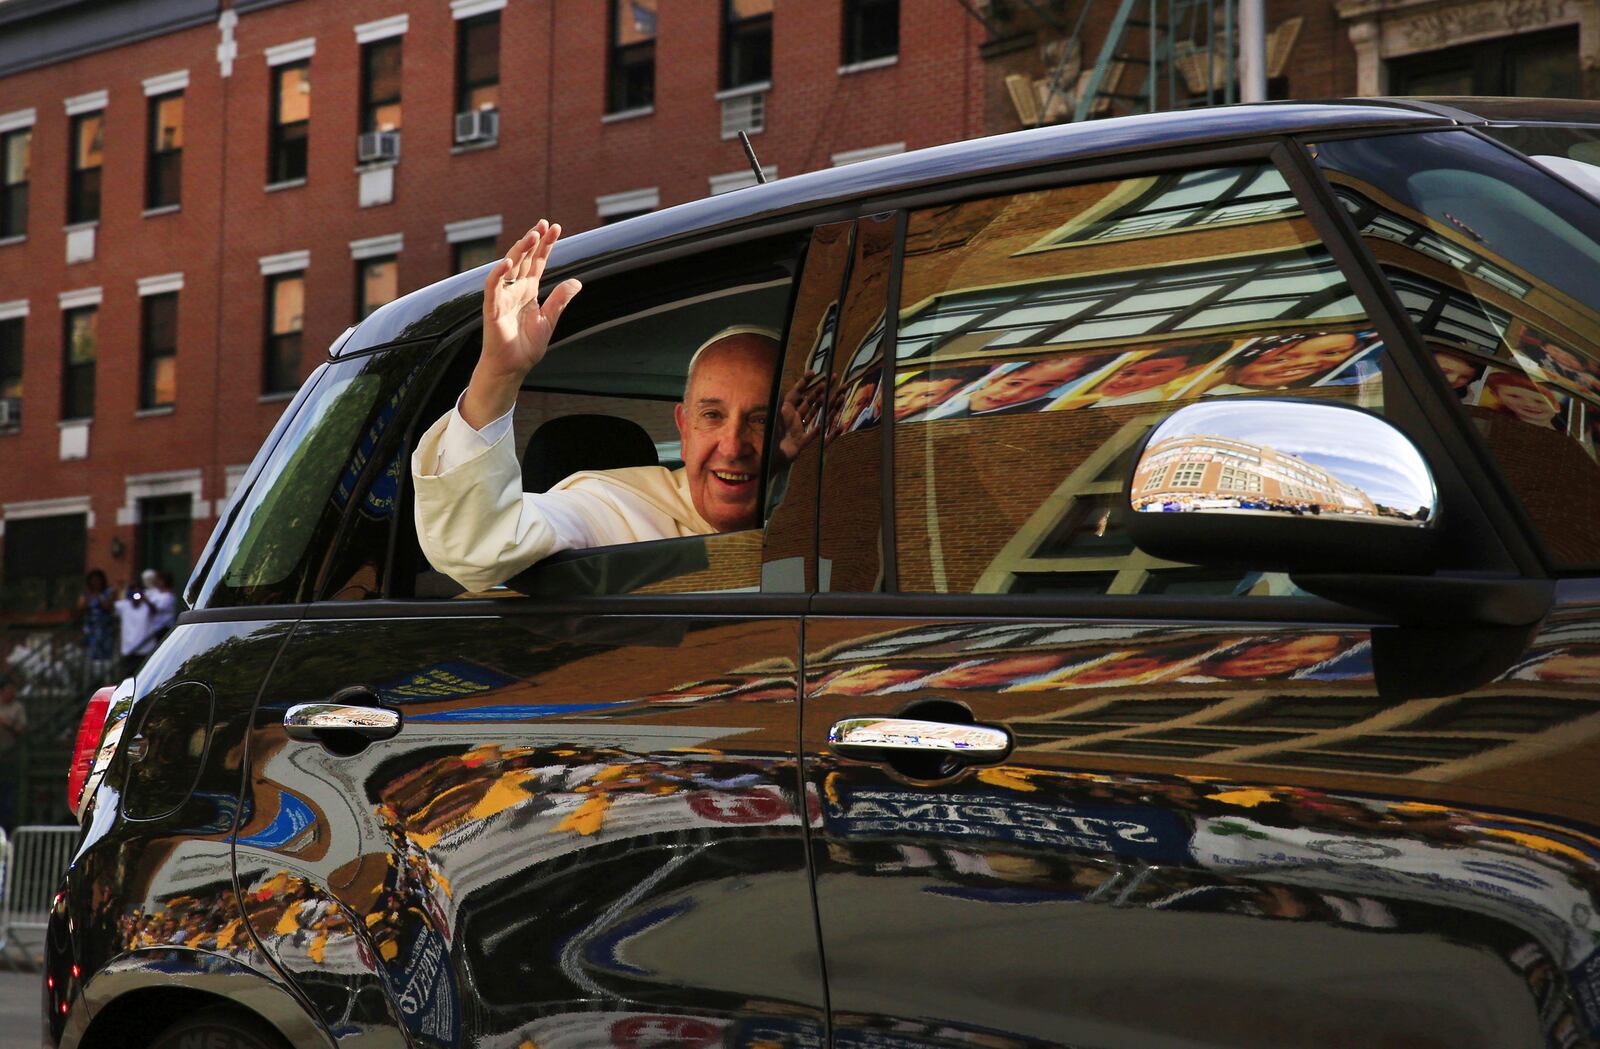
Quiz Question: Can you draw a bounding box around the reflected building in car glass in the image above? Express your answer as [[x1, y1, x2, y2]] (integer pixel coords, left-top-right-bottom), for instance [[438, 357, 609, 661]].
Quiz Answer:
[[1133, 433, 1381, 517], [885, 162, 1388, 597]]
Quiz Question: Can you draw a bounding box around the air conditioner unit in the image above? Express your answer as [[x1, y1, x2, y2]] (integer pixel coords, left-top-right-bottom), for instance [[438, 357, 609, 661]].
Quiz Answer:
[[720, 93, 765, 140], [0, 397, 20, 429], [357, 130, 400, 164], [454, 109, 500, 145]]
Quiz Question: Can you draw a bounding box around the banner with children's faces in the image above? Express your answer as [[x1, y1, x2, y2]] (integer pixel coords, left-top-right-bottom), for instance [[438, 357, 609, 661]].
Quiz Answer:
[[893, 328, 1385, 424], [1430, 323, 1600, 461]]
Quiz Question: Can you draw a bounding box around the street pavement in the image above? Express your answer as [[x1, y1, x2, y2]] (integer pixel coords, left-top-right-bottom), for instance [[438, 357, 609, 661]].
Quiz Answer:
[[0, 968, 40, 1049]]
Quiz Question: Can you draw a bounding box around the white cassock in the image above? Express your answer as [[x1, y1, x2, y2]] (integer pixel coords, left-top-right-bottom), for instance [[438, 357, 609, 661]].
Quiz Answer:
[[411, 404, 711, 592]]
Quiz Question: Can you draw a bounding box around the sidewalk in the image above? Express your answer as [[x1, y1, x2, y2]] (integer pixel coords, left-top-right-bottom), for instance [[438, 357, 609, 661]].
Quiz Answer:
[[0, 969, 39, 1049]]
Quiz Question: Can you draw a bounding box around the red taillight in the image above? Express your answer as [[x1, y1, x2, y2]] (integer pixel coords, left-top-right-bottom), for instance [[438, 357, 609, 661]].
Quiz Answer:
[[67, 686, 115, 816]]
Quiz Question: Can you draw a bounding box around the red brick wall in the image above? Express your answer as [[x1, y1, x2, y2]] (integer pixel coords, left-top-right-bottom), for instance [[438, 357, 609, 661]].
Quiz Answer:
[[0, 0, 982, 600]]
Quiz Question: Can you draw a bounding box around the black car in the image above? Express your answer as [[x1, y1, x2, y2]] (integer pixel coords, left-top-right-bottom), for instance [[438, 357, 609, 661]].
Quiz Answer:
[[46, 98, 1600, 1049]]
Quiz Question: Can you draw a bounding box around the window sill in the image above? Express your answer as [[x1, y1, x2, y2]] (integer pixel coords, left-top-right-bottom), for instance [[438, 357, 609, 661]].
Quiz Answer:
[[135, 405, 175, 418], [715, 80, 771, 101], [142, 204, 181, 218], [0, 234, 23, 247], [265, 178, 307, 193], [838, 54, 898, 76], [0, 426, 17, 437], [601, 105, 654, 125], [450, 139, 498, 155], [258, 391, 295, 403], [63, 220, 99, 233], [354, 158, 399, 173], [58, 416, 92, 427]]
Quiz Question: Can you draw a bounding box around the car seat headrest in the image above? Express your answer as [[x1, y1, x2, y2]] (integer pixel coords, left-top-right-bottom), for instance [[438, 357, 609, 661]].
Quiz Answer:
[[521, 413, 661, 493]]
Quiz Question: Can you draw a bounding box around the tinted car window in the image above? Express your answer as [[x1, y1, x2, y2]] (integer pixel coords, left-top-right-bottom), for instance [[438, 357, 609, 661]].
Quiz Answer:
[[888, 161, 1390, 595], [1310, 129, 1600, 566], [193, 341, 442, 607]]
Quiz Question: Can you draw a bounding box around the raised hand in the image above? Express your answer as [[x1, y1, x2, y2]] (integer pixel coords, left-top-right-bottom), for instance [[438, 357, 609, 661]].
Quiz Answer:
[[462, 220, 583, 429], [774, 369, 825, 465]]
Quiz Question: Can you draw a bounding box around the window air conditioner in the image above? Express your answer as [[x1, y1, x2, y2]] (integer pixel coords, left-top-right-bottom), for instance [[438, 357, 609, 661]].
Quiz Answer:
[[0, 397, 19, 429], [454, 109, 500, 145], [357, 130, 400, 164], [720, 93, 765, 140]]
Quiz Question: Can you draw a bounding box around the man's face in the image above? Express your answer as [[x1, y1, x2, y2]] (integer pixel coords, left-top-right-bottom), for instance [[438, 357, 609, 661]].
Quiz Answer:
[[895, 375, 963, 420], [1209, 635, 1346, 679], [1095, 355, 1191, 398], [1234, 333, 1358, 388], [1495, 380, 1559, 427], [675, 337, 777, 532], [967, 358, 1085, 413], [1433, 351, 1478, 391]]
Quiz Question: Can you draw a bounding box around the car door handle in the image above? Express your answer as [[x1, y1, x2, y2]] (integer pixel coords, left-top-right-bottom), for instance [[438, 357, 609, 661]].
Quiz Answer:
[[284, 702, 401, 743], [828, 717, 1011, 763]]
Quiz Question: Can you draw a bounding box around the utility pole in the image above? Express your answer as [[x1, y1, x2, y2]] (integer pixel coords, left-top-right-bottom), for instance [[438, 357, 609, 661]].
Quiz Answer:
[[1239, 0, 1267, 103]]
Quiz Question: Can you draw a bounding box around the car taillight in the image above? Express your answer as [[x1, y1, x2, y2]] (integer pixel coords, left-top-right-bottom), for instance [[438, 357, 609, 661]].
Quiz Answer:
[[67, 686, 116, 818]]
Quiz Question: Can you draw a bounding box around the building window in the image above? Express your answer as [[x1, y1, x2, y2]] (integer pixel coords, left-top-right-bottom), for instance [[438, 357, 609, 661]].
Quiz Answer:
[[357, 256, 398, 319], [1, 128, 28, 238], [269, 61, 310, 184], [452, 237, 499, 273], [2, 513, 86, 612], [607, 0, 656, 113], [842, 0, 897, 66], [1170, 463, 1206, 487], [0, 316, 20, 431], [68, 111, 103, 224], [722, 0, 772, 91], [61, 305, 96, 420], [361, 39, 403, 134], [456, 14, 500, 122], [145, 92, 183, 210], [1389, 27, 1579, 97], [140, 292, 178, 409], [264, 273, 304, 394]]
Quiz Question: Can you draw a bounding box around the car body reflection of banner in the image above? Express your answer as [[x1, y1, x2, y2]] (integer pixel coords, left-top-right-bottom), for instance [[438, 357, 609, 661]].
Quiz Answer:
[[822, 781, 1190, 864]]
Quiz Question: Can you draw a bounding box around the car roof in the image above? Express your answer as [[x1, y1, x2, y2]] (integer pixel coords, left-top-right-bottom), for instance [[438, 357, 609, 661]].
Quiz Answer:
[[335, 100, 1452, 359]]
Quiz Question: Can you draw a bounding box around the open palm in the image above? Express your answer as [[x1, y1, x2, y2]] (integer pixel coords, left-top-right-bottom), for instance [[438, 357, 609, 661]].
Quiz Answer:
[[461, 220, 583, 428]]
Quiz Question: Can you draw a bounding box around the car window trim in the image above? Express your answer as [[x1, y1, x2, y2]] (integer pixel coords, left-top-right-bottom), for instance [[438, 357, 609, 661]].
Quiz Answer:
[[807, 590, 1391, 625], [299, 594, 813, 619], [879, 210, 908, 593], [1284, 128, 1554, 578]]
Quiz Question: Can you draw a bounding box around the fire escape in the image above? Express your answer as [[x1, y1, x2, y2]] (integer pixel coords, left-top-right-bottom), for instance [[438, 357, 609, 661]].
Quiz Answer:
[[960, 0, 1302, 127]]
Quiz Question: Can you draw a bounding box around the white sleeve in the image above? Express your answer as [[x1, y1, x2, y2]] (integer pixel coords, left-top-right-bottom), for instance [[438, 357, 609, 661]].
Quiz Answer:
[[418, 392, 516, 476], [412, 411, 602, 591]]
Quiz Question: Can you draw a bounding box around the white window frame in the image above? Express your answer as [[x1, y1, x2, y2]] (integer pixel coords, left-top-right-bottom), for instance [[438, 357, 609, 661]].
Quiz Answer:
[[445, 215, 502, 244], [596, 188, 659, 220], [350, 233, 403, 260], [117, 468, 209, 526]]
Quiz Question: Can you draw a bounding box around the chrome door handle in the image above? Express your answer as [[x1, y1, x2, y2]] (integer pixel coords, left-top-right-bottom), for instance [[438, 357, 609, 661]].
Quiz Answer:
[[828, 717, 1010, 761], [284, 702, 401, 743]]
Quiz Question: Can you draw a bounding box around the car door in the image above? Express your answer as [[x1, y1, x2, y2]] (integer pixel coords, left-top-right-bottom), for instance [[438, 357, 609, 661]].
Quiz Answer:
[[231, 230, 843, 1049], [801, 147, 1599, 1049]]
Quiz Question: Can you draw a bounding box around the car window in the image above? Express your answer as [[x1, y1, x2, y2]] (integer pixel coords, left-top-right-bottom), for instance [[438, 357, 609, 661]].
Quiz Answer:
[[1310, 129, 1600, 567], [410, 234, 805, 598], [193, 341, 441, 608], [883, 161, 1391, 595]]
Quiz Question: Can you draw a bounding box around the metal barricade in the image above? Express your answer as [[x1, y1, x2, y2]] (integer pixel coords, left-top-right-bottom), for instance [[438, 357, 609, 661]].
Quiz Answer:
[[0, 825, 78, 969]]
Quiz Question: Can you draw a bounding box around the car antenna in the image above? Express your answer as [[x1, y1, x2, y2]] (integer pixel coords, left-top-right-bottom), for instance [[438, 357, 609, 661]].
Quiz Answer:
[[737, 131, 768, 184]]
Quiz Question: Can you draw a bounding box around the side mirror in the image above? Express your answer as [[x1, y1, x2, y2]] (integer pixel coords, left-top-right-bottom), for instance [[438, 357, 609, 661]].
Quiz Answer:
[[1127, 399, 1439, 575]]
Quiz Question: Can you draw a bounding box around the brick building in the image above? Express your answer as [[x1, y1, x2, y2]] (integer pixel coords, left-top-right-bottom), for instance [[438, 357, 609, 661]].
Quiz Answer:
[[0, 0, 1595, 617]]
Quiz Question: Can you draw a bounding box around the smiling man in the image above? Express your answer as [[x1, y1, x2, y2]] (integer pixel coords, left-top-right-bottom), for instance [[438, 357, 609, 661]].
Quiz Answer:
[[413, 221, 818, 592]]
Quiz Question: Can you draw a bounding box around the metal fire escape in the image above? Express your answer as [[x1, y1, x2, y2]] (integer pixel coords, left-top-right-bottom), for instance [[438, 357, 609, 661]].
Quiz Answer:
[[964, 0, 1302, 127]]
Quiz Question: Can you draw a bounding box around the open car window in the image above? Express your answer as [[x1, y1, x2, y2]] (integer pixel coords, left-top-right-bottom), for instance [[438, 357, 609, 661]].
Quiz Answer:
[[410, 232, 806, 599]]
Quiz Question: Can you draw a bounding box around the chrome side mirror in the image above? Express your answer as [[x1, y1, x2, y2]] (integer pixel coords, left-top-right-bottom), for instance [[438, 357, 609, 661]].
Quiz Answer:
[[1127, 400, 1439, 574]]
